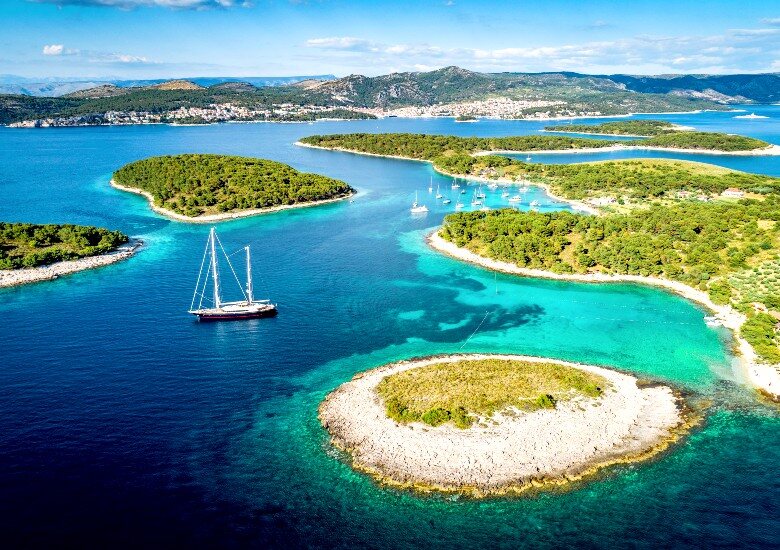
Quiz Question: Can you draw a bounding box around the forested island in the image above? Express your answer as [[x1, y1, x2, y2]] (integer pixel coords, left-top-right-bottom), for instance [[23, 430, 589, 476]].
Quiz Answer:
[[299, 131, 774, 159], [0, 222, 128, 269], [320, 354, 685, 496], [112, 154, 355, 220], [0, 222, 138, 287], [544, 120, 679, 136]]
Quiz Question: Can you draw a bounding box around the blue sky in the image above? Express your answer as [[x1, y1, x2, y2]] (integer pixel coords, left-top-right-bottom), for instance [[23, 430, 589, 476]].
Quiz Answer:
[[2, 0, 779, 78]]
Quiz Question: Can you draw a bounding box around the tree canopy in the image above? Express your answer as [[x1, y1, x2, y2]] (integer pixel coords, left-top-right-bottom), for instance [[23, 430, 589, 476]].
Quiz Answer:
[[113, 154, 354, 218], [0, 222, 128, 270]]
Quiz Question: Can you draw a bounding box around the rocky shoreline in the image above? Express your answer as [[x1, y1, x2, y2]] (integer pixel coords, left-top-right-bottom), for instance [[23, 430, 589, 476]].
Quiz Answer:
[[319, 354, 688, 496], [0, 238, 142, 288], [110, 178, 354, 223], [427, 231, 780, 399]]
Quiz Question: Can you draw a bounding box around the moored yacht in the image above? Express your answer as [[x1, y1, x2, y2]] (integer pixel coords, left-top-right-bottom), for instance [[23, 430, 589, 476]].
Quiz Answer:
[[189, 228, 277, 321]]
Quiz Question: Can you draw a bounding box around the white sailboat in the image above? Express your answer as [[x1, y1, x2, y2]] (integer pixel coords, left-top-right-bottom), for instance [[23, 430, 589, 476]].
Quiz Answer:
[[508, 195, 522, 203], [455, 200, 465, 210], [428, 177, 433, 193], [435, 183, 443, 199], [475, 185, 486, 199], [470, 190, 482, 207], [451, 179, 460, 189], [189, 228, 277, 321], [411, 191, 429, 213]]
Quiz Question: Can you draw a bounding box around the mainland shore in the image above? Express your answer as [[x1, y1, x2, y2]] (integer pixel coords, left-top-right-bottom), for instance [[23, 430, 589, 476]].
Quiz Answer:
[[0, 238, 142, 288], [320, 353, 689, 496], [428, 232, 780, 399], [472, 143, 780, 157], [110, 178, 354, 223]]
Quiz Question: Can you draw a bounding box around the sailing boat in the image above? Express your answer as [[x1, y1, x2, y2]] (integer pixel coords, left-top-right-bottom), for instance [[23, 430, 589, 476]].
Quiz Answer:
[[411, 191, 429, 213], [428, 177, 433, 193], [189, 228, 277, 321], [470, 189, 482, 207], [451, 179, 460, 189], [435, 183, 443, 199], [475, 185, 486, 199]]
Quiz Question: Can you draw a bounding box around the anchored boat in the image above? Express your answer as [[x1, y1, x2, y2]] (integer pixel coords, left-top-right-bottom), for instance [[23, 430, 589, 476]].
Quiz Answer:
[[189, 228, 277, 321]]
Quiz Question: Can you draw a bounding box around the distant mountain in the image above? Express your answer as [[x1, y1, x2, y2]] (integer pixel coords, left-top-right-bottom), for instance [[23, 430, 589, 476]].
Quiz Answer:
[[0, 74, 336, 97], [5, 66, 778, 127], [603, 73, 780, 104]]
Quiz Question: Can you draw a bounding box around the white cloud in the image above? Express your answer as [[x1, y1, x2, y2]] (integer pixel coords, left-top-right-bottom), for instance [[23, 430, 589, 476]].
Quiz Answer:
[[41, 43, 152, 64], [303, 26, 780, 74], [42, 44, 64, 55], [761, 17, 780, 26], [29, 0, 248, 9]]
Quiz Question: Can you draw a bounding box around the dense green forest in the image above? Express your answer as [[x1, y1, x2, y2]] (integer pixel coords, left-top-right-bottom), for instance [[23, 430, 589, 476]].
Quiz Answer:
[[301, 134, 779, 201], [113, 154, 354, 218], [300, 130, 769, 161], [544, 120, 677, 136], [440, 197, 780, 362], [642, 131, 770, 151], [0, 223, 128, 270]]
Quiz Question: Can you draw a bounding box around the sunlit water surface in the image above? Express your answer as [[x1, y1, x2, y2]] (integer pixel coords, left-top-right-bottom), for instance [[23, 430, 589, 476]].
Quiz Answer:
[[0, 107, 778, 547]]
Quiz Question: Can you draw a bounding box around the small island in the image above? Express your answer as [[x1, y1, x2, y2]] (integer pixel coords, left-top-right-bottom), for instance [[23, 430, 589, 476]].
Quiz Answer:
[[0, 222, 138, 287], [544, 119, 683, 137], [454, 114, 478, 123], [112, 154, 355, 222], [320, 354, 687, 496], [299, 130, 777, 155]]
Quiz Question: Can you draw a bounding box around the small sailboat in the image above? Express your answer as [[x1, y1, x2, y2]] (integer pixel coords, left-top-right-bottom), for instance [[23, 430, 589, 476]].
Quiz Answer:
[[451, 180, 460, 189], [476, 186, 486, 199], [526, 155, 532, 162], [530, 200, 540, 206], [428, 177, 433, 193], [470, 190, 482, 207], [435, 184, 443, 199], [508, 195, 522, 203], [455, 201, 465, 210], [411, 191, 429, 213], [501, 190, 510, 198], [442, 196, 451, 204], [189, 228, 277, 321], [487, 183, 498, 191], [460, 189, 467, 195], [520, 185, 530, 193]]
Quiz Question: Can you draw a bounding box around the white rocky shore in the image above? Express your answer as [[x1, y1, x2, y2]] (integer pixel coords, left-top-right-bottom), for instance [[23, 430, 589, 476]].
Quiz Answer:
[[320, 354, 686, 495], [110, 179, 354, 223], [428, 232, 780, 400], [0, 239, 142, 288]]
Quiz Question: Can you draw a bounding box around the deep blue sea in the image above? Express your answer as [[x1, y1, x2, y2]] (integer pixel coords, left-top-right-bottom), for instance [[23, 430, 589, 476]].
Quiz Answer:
[[0, 106, 778, 548]]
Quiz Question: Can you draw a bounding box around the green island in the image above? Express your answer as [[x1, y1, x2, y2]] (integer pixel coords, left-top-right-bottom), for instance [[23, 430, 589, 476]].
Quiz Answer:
[[301, 131, 780, 369], [377, 358, 606, 428], [0, 222, 128, 269], [113, 154, 355, 219], [544, 120, 769, 151], [545, 120, 679, 136], [455, 114, 478, 122], [300, 131, 772, 158]]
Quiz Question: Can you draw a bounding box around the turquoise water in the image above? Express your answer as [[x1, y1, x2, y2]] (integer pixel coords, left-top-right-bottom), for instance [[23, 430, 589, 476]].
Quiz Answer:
[[0, 110, 777, 547]]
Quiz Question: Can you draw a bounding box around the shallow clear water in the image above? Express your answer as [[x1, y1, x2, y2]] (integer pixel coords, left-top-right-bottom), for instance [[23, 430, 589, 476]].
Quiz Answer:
[[0, 109, 778, 547]]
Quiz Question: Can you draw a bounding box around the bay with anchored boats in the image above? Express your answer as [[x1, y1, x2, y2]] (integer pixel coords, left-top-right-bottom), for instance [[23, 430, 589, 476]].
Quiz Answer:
[[0, 107, 779, 547]]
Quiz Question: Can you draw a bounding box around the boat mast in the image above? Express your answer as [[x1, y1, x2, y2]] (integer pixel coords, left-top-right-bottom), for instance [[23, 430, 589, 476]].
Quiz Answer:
[[210, 227, 221, 309], [245, 245, 254, 303]]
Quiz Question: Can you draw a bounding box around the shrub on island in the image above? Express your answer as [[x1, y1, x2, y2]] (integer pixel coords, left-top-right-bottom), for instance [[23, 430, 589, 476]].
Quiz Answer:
[[376, 358, 606, 429]]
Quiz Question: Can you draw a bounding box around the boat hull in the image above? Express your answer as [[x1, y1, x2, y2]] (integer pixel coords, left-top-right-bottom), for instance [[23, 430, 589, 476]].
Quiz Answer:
[[191, 305, 278, 322]]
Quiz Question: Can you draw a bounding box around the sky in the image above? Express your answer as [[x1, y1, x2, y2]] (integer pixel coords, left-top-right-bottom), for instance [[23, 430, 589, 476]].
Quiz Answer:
[[1, 0, 779, 79]]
